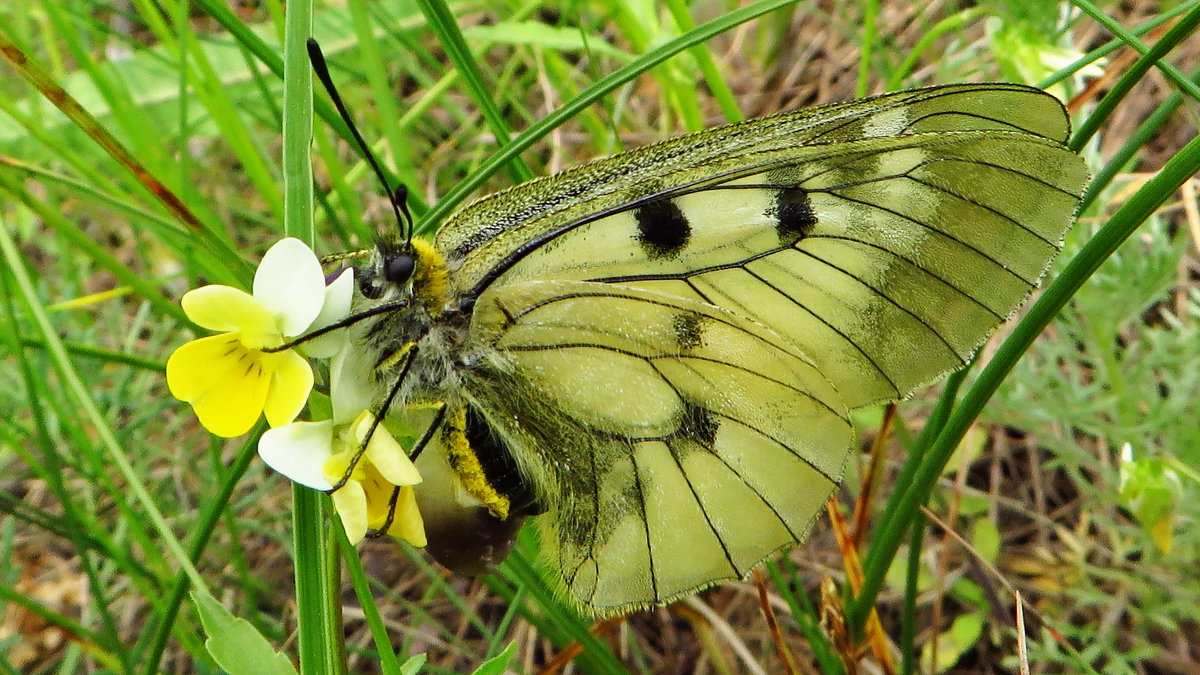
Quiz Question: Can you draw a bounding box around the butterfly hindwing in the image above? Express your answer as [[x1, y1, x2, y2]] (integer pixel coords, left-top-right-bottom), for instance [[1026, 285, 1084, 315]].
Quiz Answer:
[[462, 280, 854, 612]]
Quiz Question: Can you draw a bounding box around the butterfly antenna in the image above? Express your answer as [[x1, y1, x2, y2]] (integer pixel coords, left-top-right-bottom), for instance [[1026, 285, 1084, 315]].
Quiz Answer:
[[393, 184, 416, 246], [306, 38, 414, 243]]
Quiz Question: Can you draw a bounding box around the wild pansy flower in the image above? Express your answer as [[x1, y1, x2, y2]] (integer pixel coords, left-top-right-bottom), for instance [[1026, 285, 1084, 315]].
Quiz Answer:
[[256, 337, 425, 546], [258, 410, 425, 546], [166, 237, 352, 438]]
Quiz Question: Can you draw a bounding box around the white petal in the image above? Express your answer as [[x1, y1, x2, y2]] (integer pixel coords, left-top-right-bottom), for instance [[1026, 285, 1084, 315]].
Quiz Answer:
[[253, 238, 325, 337], [330, 347, 376, 426], [302, 268, 355, 358], [258, 420, 336, 490]]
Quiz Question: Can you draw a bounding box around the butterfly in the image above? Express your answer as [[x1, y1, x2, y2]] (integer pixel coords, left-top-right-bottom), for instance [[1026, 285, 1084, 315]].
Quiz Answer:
[[335, 82, 1087, 616]]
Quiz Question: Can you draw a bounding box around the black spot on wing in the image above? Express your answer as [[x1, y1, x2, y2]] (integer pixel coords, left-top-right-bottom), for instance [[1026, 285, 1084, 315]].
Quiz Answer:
[[635, 198, 690, 258], [672, 312, 707, 350], [676, 401, 719, 447], [772, 186, 817, 245]]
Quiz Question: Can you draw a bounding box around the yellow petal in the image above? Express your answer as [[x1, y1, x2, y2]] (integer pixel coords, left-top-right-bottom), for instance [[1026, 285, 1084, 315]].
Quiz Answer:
[[385, 486, 426, 547], [360, 467, 425, 546], [1149, 516, 1174, 554], [166, 333, 242, 402], [332, 480, 368, 545], [361, 463, 397, 526], [261, 350, 314, 428], [364, 422, 422, 487], [189, 352, 272, 437], [182, 285, 277, 337], [323, 447, 366, 485]]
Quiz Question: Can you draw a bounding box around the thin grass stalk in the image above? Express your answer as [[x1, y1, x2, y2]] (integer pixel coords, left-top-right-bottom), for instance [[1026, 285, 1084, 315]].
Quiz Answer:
[[346, 0, 415, 196], [338, 528, 404, 674], [855, 0, 878, 98], [1068, 0, 1200, 101], [39, 0, 157, 166], [665, 0, 742, 123], [416, 0, 533, 182], [0, 42, 248, 289], [864, 363, 969, 561], [188, 0, 397, 163], [0, 217, 210, 591], [899, 515, 925, 675], [281, 0, 345, 671], [1040, 0, 1200, 89], [764, 560, 844, 674], [610, 0, 705, 132], [1068, 4, 1200, 152], [395, 544, 500, 645], [1079, 66, 1200, 213], [140, 433, 262, 674], [497, 550, 627, 672], [415, 0, 802, 233], [0, 271, 129, 670], [0, 583, 116, 665], [886, 7, 989, 90]]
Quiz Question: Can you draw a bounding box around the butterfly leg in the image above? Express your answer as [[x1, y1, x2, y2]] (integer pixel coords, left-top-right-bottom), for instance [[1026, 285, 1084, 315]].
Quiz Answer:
[[350, 348, 526, 559], [363, 401, 445, 539], [362, 400, 518, 537]]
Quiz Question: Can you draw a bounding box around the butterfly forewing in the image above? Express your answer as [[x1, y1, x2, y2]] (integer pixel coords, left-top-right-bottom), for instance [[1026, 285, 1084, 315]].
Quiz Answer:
[[454, 133, 1084, 413], [437, 83, 1075, 296]]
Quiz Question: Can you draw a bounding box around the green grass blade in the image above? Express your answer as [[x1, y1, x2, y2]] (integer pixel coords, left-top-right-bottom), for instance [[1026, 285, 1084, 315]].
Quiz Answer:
[[1068, 0, 1200, 102], [0, 215, 209, 592], [281, 2, 344, 672], [415, 0, 802, 233], [417, 0, 534, 183], [1068, 4, 1200, 152], [847, 125, 1200, 635]]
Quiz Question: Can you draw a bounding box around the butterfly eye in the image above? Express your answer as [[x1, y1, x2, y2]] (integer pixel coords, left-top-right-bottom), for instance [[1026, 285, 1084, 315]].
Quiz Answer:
[[358, 268, 382, 299], [383, 252, 416, 285]]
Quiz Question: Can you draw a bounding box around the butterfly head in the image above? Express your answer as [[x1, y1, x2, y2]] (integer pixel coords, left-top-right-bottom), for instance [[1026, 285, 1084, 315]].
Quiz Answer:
[[357, 236, 450, 312], [358, 237, 414, 301]]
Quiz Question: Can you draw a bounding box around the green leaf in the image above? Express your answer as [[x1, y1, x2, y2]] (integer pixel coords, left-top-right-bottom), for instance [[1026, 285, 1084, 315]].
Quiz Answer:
[[462, 22, 630, 59], [471, 643, 517, 675], [400, 653, 427, 675], [921, 612, 984, 674], [971, 518, 1001, 566], [192, 591, 298, 675]]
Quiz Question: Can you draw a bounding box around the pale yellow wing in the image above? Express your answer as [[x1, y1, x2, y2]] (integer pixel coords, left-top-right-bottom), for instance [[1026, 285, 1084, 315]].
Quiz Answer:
[[440, 84, 1086, 408], [438, 83, 1074, 292], [420, 83, 1086, 612], [462, 280, 853, 614]]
